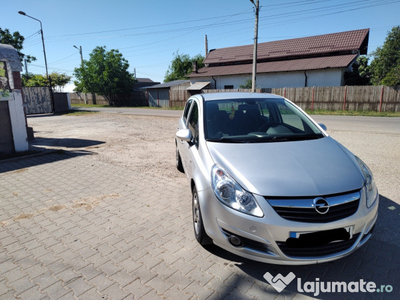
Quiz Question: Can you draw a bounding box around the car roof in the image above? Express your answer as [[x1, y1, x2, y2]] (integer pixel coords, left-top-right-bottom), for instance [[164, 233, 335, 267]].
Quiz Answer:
[[197, 92, 285, 101]]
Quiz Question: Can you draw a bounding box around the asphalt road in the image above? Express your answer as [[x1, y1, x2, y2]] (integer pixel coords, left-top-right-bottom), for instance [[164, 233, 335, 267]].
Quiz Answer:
[[72, 106, 183, 118]]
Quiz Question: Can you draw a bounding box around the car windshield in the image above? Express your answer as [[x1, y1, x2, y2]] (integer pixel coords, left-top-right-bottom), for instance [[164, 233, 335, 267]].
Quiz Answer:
[[204, 98, 324, 143]]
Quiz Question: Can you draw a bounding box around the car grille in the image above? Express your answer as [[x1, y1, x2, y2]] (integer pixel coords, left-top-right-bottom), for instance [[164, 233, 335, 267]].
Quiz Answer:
[[267, 191, 360, 223], [277, 233, 360, 257]]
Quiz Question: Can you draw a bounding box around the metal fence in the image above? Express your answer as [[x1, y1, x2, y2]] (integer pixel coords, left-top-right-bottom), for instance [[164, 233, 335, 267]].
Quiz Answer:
[[22, 87, 52, 114]]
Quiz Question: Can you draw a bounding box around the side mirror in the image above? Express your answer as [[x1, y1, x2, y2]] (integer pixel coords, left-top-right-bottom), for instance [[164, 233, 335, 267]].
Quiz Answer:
[[176, 129, 192, 142], [318, 123, 327, 131]]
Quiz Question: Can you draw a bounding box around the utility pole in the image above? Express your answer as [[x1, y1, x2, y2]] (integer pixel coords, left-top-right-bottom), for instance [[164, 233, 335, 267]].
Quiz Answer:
[[73, 45, 87, 104], [18, 11, 55, 113], [24, 59, 28, 76], [250, 0, 259, 92], [205, 35, 208, 56], [74, 45, 83, 65]]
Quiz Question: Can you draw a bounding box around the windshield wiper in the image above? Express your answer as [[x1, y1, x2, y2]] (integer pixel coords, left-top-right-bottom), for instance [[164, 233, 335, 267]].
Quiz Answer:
[[206, 137, 246, 143], [267, 134, 323, 142], [289, 134, 323, 141]]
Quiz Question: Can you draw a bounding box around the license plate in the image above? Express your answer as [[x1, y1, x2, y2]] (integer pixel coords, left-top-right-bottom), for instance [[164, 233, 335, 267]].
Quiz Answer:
[[289, 226, 354, 239]]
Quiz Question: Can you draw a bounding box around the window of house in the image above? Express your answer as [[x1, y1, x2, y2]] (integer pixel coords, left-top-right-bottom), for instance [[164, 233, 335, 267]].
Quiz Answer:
[[224, 85, 234, 90]]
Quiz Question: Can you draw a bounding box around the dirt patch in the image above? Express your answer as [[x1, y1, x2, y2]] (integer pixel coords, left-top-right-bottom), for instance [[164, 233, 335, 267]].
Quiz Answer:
[[28, 114, 180, 178], [48, 205, 65, 212], [14, 213, 34, 220], [72, 194, 120, 211]]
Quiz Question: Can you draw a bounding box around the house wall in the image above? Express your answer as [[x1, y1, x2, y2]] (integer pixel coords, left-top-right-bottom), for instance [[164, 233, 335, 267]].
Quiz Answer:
[[190, 69, 344, 89]]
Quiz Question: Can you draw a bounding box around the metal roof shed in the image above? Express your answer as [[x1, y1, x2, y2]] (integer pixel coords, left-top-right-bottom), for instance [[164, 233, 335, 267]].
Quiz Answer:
[[146, 80, 190, 107]]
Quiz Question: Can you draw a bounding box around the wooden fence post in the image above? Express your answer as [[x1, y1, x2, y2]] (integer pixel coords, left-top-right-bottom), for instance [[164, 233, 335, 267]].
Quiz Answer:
[[379, 85, 384, 112], [311, 87, 315, 111], [343, 86, 347, 111]]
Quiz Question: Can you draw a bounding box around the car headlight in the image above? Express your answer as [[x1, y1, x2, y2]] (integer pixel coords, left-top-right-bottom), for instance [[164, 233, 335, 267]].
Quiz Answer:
[[211, 164, 263, 217], [355, 156, 378, 208]]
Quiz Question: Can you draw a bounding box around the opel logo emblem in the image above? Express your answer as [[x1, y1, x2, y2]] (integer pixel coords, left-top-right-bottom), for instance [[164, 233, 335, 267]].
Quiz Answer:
[[313, 197, 330, 214]]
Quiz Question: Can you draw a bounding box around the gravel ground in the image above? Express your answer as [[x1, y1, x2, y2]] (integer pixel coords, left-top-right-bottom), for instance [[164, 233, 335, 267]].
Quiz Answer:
[[27, 112, 400, 249], [27, 112, 400, 202], [29, 113, 180, 179]]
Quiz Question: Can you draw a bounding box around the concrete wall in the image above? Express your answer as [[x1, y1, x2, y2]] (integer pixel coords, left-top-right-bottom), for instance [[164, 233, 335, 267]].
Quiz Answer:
[[0, 44, 28, 155]]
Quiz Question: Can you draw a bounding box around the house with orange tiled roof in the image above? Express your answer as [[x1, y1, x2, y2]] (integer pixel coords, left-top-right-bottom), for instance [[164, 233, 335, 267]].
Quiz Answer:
[[187, 29, 369, 89]]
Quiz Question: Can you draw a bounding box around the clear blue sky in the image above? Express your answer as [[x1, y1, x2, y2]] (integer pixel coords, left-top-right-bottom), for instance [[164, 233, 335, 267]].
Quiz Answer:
[[2, 0, 399, 91]]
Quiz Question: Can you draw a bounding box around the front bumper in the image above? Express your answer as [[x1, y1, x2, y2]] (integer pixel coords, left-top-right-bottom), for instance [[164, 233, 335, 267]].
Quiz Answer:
[[198, 187, 378, 265]]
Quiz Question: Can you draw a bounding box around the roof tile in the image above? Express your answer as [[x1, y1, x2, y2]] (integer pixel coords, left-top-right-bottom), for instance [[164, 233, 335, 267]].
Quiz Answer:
[[204, 29, 369, 65]]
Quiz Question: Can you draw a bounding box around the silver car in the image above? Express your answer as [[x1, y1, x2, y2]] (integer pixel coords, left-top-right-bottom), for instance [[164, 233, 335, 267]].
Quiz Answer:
[[175, 92, 378, 265]]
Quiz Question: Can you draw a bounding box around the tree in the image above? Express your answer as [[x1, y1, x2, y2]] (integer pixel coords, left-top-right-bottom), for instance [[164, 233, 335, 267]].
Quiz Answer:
[[344, 56, 371, 85], [239, 79, 253, 89], [73, 46, 135, 106], [381, 65, 400, 86], [164, 52, 204, 82], [22, 72, 71, 92], [0, 28, 36, 63], [370, 26, 400, 86]]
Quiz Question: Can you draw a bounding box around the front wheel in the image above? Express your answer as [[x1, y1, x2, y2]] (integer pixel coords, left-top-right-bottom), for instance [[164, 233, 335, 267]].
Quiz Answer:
[[192, 186, 212, 245]]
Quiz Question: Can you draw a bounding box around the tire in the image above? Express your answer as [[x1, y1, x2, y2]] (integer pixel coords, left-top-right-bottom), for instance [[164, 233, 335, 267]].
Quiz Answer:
[[192, 185, 212, 245], [176, 142, 184, 173]]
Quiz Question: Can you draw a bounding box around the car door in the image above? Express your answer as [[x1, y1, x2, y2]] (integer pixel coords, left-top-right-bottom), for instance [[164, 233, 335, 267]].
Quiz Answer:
[[177, 99, 194, 174], [183, 99, 200, 179]]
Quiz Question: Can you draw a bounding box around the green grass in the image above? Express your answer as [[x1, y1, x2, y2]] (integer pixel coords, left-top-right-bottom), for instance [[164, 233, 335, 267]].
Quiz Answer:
[[305, 109, 400, 117], [138, 106, 184, 110], [71, 103, 109, 108], [71, 103, 185, 110], [59, 110, 99, 116]]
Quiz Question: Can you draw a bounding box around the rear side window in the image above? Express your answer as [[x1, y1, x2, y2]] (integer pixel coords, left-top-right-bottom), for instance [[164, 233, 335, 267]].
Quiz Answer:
[[183, 99, 193, 122], [188, 101, 199, 146]]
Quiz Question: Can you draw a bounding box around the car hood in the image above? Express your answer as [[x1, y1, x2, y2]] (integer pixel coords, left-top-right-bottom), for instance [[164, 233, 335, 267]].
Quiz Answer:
[[206, 137, 364, 197]]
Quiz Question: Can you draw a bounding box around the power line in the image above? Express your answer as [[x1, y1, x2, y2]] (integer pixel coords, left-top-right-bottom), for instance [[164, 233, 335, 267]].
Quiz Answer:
[[46, 9, 253, 39]]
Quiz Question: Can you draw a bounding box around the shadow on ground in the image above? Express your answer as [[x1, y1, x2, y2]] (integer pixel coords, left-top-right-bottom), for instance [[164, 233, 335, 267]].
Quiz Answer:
[[30, 137, 105, 149], [0, 150, 94, 173], [0, 136, 105, 173], [203, 195, 400, 299]]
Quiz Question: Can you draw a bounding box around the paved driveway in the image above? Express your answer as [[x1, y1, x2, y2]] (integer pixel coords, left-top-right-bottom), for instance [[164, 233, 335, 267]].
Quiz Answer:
[[0, 111, 399, 299]]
